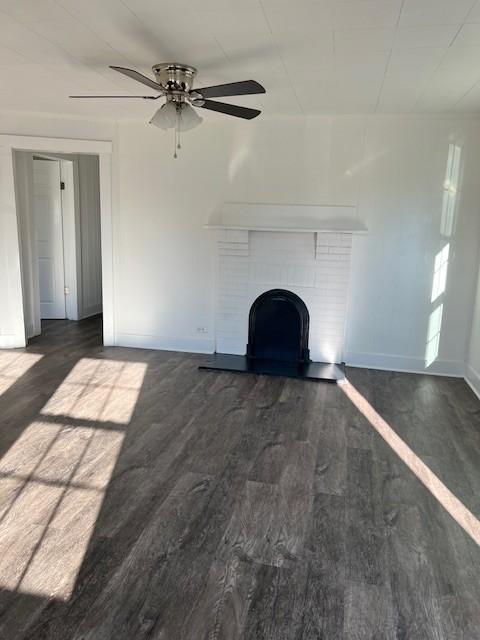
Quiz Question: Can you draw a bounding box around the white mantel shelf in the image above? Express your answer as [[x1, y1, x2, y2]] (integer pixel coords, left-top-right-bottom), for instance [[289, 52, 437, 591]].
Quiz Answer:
[[205, 223, 367, 234], [205, 203, 368, 234]]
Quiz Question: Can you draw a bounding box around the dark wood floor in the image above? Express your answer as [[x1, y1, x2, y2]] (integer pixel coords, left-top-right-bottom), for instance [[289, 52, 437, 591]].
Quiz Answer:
[[0, 317, 479, 639]]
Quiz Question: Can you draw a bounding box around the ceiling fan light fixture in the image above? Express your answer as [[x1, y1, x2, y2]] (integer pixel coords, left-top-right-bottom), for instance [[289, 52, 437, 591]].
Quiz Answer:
[[178, 102, 203, 132], [150, 101, 202, 132], [149, 100, 178, 130], [149, 101, 203, 158]]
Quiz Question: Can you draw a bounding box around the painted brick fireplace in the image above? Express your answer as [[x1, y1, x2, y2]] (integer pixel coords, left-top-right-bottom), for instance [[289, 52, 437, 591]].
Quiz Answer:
[[205, 203, 367, 369], [214, 228, 352, 364]]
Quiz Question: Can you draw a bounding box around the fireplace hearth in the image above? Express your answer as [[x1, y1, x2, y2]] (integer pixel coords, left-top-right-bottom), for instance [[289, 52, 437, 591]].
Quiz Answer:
[[200, 289, 345, 382]]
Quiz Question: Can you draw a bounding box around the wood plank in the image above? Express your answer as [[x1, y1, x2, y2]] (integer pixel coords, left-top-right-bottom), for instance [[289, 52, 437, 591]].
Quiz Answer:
[[274, 440, 316, 565], [181, 555, 257, 640], [345, 447, 386, 586], [344, 582, 395, 640], [314, 407, 347, 496], [243, 562, 309, 640]]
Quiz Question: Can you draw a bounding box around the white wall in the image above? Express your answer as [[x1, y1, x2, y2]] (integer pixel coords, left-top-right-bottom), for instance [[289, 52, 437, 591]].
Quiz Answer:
[[347, 118, 480, 375], [13, 151, 39, 338], [0, 112, 116, 142], [0, 144, 25, 347], [466, 264, 480, 396], [77, 154, 102, 318], [115, 115, 480, 374], [2, 111, 480, 377]]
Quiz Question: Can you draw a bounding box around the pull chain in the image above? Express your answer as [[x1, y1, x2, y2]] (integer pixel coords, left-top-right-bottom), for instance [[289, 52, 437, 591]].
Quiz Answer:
[[173, 104, 181, 158], [173, 127, 177, 159], [177, 107, 182, 150]]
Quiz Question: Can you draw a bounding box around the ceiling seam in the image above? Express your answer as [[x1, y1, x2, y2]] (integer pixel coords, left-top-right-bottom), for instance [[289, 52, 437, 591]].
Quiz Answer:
[[257, 0, 305, 116], [448, 0, 479, 48], [48, 0, 153, 98], [450, 78, 480, 110], [410, 0, 480, 112], [0, 8, 135, 114], [52, 0, 144, 82], [0, 5, 143, 119], [374, 0, 406, 113]]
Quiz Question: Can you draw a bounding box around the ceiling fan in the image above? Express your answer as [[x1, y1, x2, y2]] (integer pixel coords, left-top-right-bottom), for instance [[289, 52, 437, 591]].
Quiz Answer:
[[70, 63, 266, 156]]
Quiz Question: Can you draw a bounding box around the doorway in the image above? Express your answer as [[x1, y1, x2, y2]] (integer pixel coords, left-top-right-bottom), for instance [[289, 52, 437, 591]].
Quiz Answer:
[[14, 151, 103, 340], [0, 134, 113, 350]]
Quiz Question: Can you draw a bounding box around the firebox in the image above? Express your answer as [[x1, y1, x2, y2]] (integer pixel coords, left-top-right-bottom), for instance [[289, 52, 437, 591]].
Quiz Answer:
[[200, 288, 345, 382], [246, 289, 310, 364]]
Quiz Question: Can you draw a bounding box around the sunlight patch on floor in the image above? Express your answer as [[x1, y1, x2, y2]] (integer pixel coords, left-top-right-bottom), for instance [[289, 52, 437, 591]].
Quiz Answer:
[[41, 358, 147, 424], [0, 352, 43, 395], [0, 357, 147, 600], [340, 379, 480, 546]]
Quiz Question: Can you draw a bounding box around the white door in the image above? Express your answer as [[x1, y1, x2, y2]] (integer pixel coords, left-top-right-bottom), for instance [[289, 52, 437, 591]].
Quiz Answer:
[[33, 159, 66, 319]]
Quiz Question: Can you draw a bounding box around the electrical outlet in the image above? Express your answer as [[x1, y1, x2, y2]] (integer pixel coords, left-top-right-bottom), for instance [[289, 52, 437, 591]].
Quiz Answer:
[[196, 327, 208, 334]]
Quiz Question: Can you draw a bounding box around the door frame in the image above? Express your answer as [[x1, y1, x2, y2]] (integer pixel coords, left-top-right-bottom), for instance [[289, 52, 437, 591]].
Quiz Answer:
[[0, 135, 114, 347]]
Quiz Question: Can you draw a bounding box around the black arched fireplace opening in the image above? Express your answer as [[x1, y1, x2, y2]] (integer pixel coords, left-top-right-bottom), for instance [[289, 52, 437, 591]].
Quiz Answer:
[[246, 289, 310, 365]]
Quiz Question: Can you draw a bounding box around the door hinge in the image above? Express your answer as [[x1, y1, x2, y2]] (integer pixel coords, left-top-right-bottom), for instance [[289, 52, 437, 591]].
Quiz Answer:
[[60, 181, 65, 190]]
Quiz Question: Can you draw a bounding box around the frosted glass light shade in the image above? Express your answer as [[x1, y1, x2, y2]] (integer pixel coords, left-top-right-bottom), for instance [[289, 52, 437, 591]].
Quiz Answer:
[[150, 101, 202, 131], [178, 103, 203, 131], [149, 101, 177, 130]]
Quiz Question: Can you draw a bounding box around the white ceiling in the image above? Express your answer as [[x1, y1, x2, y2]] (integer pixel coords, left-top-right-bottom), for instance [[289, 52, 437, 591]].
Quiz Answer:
[[2, 0, 480, 119]]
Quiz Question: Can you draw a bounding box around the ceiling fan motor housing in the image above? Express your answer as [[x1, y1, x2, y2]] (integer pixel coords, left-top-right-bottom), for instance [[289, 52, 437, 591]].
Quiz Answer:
[[152, 63, 197, 98]]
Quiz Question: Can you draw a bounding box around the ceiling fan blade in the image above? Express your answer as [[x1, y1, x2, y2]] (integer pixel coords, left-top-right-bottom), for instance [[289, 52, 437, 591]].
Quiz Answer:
[[70, 95, 159, 99], [197, 99, 261, 119], [193, 80, 265, 99], [109, 66, 164, 92]]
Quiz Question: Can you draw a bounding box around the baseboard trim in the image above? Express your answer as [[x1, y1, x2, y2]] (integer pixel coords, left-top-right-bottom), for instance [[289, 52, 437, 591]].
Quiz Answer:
[[0, 334, 26, 349], [345, 351, 464, 377], [112, 339, 467, 375], [465, 364, 480, 399], [115, 332, 214, 354], [81, 305, 103, 320], [106, 332, 480, 394]]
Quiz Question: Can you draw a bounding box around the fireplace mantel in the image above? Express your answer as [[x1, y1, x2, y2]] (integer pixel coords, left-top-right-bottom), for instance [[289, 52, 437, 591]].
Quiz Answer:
[[205, 202, 368, 234]]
